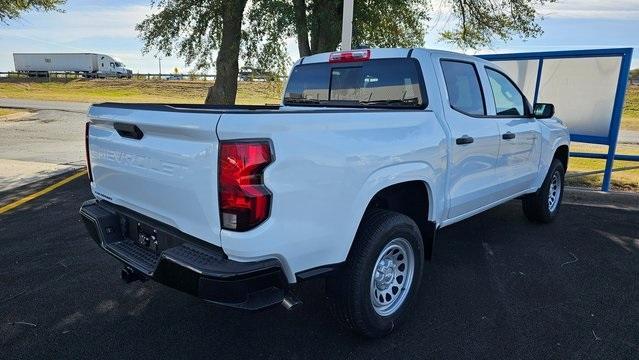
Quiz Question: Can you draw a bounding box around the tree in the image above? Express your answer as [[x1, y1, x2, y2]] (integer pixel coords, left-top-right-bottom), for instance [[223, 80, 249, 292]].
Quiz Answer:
[[292, 0, 429, 57], [205, 0, 247, 104], [137, 0, 248, 105], [291, 0, 555, 55], [249, 0, 557, 71], [441, 0, 555, 48], [138, 0, 555, 105], [0, 0, 65, 23]]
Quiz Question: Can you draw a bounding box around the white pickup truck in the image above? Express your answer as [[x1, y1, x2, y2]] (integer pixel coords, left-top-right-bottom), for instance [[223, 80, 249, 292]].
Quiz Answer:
[[80, 48, 569, 337]]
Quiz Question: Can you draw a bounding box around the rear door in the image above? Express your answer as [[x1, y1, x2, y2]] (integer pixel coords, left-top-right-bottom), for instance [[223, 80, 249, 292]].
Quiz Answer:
[[435, 57, 502, 219], [87, 105, 223, 246], [483, 66, 542, 195]]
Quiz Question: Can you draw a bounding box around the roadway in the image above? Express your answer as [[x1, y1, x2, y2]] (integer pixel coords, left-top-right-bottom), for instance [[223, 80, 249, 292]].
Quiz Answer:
[[0, 98, 90, 113], [0, 99, 88, 192], [1, 176, 637, 359]]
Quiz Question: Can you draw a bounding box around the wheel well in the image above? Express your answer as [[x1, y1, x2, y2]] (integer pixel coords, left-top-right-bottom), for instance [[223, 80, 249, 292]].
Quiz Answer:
[[364, 181, 435, 260], [554, 145, 569, 172]]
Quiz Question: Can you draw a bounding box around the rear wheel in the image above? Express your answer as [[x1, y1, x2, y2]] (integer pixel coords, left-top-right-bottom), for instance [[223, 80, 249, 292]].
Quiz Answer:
[[522, 159, 565, 223], [328, 209, 424, 338]]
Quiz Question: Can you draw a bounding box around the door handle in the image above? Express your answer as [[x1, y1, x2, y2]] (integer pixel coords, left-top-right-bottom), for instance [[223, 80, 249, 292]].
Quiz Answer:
[[114, 122, 144, 140], [502, 132, 516, 140], [455, 135, 474, 145]]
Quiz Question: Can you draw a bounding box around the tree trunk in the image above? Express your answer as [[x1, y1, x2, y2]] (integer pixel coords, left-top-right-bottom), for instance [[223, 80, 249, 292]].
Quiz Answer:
[[293, 0, 311, 57], [308, 0, 341, 54], [205, 0, 248, 105]]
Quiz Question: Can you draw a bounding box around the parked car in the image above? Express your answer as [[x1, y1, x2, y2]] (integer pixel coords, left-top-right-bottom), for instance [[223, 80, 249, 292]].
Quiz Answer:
[[13, 53, 132, 78], [80, 48, 569, 337]]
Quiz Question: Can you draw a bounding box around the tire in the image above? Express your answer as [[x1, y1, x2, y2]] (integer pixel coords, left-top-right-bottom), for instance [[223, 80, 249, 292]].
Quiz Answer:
[[522, 159, 565, 223], [328, 209, 424, 338]]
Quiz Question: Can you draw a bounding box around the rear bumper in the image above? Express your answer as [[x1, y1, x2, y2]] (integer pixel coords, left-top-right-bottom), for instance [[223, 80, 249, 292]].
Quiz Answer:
[[79, 199, 288, 310]]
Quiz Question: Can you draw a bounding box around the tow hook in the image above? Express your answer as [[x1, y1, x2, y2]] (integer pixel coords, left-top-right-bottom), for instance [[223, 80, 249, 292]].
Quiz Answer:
[[120, 266, 145, 283], [281, 292, 303, 310]]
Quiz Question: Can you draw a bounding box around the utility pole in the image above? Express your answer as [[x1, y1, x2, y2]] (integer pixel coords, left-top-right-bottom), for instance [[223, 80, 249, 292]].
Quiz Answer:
[[158, 57, 162, 77], [341, 0, 354, 50]]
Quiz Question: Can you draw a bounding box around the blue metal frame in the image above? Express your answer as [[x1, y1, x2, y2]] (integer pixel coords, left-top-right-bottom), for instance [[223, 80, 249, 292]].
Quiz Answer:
[[571, 152, 639, 162], [479, 48, 635, 191]]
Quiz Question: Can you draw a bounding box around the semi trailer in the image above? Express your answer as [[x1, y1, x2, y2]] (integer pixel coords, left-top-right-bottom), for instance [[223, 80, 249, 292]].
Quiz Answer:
[[13, 53, 132, 78]]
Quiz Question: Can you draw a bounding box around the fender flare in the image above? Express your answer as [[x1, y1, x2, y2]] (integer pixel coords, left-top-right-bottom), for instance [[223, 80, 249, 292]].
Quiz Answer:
[[534, 137, 571, 189], [352, 162, 436, 221], [335, 162, 439, 263]]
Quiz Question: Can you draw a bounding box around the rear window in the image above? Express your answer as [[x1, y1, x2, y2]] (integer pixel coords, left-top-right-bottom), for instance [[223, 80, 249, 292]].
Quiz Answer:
[[283, 58, 426, 108]]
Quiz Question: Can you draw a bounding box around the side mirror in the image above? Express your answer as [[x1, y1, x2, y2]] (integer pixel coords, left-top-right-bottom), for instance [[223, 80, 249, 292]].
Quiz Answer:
[[533, 103, 555, 119]]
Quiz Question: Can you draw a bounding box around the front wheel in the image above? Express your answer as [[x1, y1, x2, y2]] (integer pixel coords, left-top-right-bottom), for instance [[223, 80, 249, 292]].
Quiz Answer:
[[328, 209, 424, 338], [522, 159, 565, 223]]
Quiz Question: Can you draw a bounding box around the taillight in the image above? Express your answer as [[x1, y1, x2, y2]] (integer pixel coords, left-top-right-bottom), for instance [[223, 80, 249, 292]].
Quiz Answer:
[[85, 121, 93, 182], [219, 141, 273, 231], [329, 49, 371, 63]]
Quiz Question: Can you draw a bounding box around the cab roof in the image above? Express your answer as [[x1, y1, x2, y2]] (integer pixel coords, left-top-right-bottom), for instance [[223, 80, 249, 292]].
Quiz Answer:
[[296, 48, 496, 69]]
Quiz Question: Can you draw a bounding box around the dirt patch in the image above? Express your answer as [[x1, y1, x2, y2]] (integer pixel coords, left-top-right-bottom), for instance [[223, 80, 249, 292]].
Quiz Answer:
[[0, 109, 34, 122]]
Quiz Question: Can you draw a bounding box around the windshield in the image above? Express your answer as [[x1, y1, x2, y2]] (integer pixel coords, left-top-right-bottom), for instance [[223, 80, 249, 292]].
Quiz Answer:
[[283, 58, 426, 108]]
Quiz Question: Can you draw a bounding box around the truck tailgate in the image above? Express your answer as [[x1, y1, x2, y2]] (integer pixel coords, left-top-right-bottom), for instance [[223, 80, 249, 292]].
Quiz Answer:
[[87, 105, 222, 246]]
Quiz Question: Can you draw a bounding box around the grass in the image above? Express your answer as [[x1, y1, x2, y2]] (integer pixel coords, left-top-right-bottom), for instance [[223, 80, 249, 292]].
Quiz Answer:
[[0, 78, 283, 105], [567, 143, 639, 191]]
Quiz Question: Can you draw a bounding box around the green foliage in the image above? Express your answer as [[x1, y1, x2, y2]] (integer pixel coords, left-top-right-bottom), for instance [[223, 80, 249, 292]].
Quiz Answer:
[[239, 0, 431, 70], [440, 0, 556, 48], [630, 68, 639, 79], [137, 0, 292, 76], [136, 0, 225, 71], [353, 0, 429, 49], [0, 0, 65, 23], [137, 0, 556, 80], [242, 0, 295, 75]]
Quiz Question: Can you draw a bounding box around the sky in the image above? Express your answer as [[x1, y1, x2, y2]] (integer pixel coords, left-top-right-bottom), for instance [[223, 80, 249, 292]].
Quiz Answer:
[[0, 0, 637, 74]]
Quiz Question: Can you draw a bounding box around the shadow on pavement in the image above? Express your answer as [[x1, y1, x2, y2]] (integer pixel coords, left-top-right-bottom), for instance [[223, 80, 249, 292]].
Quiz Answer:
[[0, 168, 81, 207]]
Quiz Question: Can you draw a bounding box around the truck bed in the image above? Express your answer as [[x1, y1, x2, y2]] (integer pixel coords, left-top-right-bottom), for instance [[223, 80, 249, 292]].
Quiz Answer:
[[91, 102, 282, 113], [87, 101, 443, 272]]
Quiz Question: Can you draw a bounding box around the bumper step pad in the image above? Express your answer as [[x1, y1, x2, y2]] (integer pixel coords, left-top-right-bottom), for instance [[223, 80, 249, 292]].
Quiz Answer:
[[79, 199, 288, 310]]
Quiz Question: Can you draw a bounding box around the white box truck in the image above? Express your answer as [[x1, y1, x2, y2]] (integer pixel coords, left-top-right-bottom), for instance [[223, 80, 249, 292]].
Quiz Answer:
[[13, 53, 132, 78]]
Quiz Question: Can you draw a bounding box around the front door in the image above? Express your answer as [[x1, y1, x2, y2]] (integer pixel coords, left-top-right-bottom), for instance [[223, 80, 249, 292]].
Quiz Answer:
[[484, 67, 542, 195]]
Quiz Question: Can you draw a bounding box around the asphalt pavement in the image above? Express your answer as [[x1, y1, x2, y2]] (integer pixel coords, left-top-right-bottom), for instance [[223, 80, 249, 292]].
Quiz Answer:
[[1, 177, 637, 359], [619, 130, 639, 145], [0, 98, 90, 113]]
